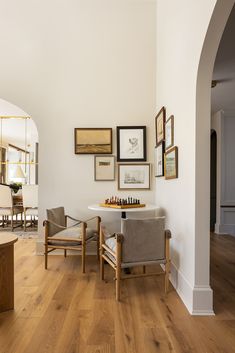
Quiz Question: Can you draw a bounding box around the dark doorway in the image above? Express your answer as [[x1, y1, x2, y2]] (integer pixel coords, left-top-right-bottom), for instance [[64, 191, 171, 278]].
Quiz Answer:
[[210, 130, 217, 231]]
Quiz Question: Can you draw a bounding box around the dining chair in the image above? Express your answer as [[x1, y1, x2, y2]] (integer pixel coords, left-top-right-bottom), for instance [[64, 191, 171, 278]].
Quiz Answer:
[[0, 184, 22, 231], [44, 207, 101, 273], [100, 217, 171, 300], [22, 184, 38, 231]]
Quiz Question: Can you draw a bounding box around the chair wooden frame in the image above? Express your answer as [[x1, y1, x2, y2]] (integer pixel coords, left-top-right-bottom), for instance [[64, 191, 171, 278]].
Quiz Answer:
[[44, 215, 101, 273], [100, 226, 171, 300]]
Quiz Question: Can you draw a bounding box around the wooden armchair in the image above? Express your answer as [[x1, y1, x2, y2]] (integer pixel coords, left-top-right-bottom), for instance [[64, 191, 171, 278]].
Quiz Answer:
[[44, 207, 101, 273], [100, 217, 171, 300]]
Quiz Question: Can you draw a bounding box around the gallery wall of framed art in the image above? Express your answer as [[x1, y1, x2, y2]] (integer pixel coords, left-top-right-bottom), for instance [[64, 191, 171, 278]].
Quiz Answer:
[[74, 125, 151, 190], [154, 107, 178, 180]]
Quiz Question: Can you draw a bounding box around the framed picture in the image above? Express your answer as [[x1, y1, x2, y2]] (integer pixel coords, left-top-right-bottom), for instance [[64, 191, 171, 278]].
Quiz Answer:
[[155, 107, 166, 145], [118, 163, 150, 190], [74, 128, 112, 154], [116, 126, 146, 162], [155, 142, 164, 177], [94, 155, 115, 181], [165, 115, 174, 150], [164, 146, 178, 180]]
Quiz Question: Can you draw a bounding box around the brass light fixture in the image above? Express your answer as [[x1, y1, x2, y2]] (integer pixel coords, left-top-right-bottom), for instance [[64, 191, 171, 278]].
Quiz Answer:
[[0, 116, 38, 183]]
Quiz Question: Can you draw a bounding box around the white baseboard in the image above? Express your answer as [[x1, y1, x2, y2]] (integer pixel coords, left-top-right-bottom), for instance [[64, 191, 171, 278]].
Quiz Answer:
[[170, 262, 214, 316], [215, 223, 235, 235]]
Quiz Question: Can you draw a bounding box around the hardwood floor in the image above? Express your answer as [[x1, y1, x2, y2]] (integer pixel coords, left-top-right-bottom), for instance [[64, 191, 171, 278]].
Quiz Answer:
[[0, 234, 234, 353]]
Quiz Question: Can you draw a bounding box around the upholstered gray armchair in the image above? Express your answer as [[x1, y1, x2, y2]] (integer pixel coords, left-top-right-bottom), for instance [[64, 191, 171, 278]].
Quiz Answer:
[[100, 217, 171, 300], [44, 207, 101, 273]]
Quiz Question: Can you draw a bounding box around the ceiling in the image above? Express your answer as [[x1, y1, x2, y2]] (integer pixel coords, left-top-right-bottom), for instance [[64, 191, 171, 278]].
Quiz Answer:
[[212, 5, 235, 114]]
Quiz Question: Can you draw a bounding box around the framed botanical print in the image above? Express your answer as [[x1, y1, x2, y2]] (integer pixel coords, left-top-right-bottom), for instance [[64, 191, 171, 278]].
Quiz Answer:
[[74, 128, 112, 154], [155, 142, 164, 177], [165, 115, 174, 150], [94, 155, 115, 181], [118, 163, 150, 190], [164, 146, 178, 180], [155, 107, 166, 145], [116, 126, 146, 162]]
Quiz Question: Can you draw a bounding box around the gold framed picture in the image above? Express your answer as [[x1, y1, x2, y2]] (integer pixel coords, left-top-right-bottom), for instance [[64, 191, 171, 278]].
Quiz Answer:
[[155, 107, 166, 145], [165, 115, 174, 150], [164, 146, 178, 180], [74, 128, 112, 154]]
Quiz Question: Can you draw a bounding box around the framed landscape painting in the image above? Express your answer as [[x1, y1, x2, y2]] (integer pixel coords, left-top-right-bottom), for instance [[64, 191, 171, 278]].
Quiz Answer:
[[155, 107, 166, 145], [74, 128, 112, 154], [94, 155, 115, 181], [118, 163, 150, 190], [155, 142, 164, 177], [116, 126, 146, 162], [164, 146, 178, 180]]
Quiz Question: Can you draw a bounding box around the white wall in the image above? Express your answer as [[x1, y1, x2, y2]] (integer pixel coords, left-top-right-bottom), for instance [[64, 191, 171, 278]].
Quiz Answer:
[[0, 1, 156, 236], [156, 0, 234, 314]]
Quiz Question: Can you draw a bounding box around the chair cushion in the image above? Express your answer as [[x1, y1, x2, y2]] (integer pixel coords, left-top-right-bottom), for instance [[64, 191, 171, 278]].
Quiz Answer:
[[0, 207, 22, 215], [48, 226, 95, 246], [25, 208, 38, 216], [105, 236, 116, 252]]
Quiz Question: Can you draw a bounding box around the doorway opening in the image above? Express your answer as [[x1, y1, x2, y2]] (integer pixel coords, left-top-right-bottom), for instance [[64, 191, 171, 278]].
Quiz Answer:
[[0, 99, 39, 233]]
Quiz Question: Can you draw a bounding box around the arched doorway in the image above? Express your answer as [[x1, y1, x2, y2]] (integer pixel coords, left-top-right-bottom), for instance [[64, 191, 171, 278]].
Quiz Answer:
[[195, 0, 234, 312], [0, 98, 39, 232]]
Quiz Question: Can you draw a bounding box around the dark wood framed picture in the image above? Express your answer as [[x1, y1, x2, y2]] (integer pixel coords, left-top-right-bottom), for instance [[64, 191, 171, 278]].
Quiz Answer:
[[155, 107, 166, 145], [165, 115, 174, 150], [94, 155, 115, 181], [118, 163, 150, 190], [154, 142, 164, 177], [116, 126, 146, 162], [74, 128, 112, 154], [164, 146, 178, 180]]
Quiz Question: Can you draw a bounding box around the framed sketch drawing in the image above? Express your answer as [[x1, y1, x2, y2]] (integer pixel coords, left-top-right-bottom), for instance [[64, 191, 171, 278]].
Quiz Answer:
[[155, 107, 166, 145], [94, 155, 115, 181], [165, 115, 174, 150], [74, 128, 112, 154], [155, 142, 164, 177], [164, 146, 178, 180], [116, 126, 146, 162], [118, 163, 150, 190]]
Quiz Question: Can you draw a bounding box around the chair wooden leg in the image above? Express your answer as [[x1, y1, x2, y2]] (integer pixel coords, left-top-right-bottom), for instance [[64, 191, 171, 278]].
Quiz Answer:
[[11, 211, 13, 231], [82, 242, 86, 273], [143, 265, 146, 274], [64, 249, 67, 258], [100, 255, 104, 280], [45, 246, 48, 270], [24, 209, 26, 232], [116, 265, 121, 301], [97, 238, 100, 261]]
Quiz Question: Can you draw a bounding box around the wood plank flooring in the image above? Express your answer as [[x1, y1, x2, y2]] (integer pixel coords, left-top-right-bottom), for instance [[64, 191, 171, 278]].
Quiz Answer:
[[0, 234, 234, 353]]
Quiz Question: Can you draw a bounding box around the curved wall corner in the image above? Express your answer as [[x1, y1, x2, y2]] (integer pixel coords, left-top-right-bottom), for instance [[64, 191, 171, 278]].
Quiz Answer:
[[194, 0, 234, 314]]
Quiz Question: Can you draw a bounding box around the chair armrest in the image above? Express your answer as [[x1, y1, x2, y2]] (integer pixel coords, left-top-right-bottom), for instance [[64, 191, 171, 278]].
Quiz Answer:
[[65, 215, 82, 223], [165, 229, 171, 239], [43, 219, 67, 230]]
